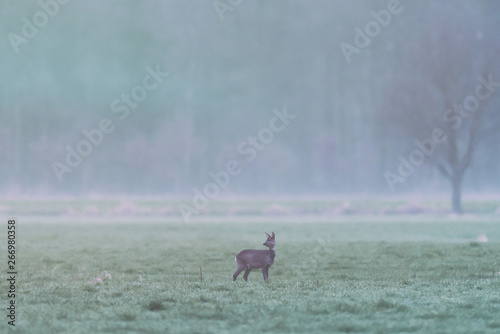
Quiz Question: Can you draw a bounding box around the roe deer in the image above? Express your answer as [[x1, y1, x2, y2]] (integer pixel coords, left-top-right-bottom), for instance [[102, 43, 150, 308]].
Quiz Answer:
[[233, 232, 276, 281]]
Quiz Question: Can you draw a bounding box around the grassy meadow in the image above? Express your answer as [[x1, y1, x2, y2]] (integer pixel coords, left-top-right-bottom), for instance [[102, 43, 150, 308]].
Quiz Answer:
[[1, 199, 500, 333]]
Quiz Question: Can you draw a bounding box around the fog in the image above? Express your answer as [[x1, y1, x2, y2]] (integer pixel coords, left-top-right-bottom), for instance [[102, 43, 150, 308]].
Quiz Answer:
[[2, 1, 500, 210]]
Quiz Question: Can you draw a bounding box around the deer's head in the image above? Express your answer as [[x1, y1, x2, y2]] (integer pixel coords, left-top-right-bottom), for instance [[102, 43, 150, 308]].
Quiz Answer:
[[263, 232, 276, 250]]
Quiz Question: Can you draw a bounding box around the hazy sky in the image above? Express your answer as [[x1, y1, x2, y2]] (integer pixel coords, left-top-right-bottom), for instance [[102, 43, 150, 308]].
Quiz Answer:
[[1, 0, 499, 199]]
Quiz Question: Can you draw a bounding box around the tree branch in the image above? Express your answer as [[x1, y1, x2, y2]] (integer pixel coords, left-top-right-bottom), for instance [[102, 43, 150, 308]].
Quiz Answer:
[[437, 163, 451, 179], [460, 106, 484, 172]]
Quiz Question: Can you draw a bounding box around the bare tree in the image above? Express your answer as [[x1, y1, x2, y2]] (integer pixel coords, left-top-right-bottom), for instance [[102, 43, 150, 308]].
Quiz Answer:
[[383, 1, 500, 213]]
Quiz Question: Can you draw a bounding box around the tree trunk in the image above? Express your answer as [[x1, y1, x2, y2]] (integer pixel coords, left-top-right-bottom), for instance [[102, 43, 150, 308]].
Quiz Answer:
[[451, 173, 463, 214]]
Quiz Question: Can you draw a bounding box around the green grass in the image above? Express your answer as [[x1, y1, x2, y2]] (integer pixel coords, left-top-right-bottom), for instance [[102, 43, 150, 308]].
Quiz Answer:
[[2, 203, 500, 333]]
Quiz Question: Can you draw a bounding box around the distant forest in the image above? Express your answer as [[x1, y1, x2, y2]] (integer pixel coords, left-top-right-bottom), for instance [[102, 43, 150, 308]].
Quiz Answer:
[[1, 0, 499, 196]]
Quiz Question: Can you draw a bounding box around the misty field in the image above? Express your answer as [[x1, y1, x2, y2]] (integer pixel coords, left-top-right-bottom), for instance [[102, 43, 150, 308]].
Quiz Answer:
[[2, 199, 500, 333]]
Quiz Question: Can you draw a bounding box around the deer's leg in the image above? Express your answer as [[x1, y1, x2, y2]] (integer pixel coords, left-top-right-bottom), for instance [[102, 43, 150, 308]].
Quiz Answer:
[[233, 266, 245, 281], [262, 265, 270, 281], [243, 268, 252, 281]]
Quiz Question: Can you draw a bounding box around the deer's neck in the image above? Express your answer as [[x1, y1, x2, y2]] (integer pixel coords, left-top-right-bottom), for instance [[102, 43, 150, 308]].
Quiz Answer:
[[269, 248, 276, 260]]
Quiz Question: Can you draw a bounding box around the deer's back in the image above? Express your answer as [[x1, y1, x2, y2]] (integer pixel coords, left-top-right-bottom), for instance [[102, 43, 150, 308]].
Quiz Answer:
[[236, 249, 273, 269]]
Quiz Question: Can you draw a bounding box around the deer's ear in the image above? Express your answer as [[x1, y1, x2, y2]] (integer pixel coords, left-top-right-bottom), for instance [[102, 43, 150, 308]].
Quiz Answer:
[[271, 232, 275, 239], [265, 232, 271, 238]]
